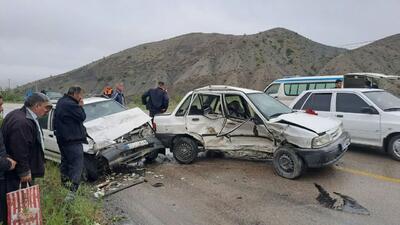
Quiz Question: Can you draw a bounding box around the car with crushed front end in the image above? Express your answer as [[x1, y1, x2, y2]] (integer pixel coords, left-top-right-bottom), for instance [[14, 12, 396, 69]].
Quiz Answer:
[[154, 85, 350, 179], [38, 97, 164, 181]]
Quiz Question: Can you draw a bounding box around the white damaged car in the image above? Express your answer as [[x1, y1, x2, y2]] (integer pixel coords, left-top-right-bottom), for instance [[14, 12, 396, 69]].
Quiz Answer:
[[38, 97, 164, 181], [154, 86, 350, 179]]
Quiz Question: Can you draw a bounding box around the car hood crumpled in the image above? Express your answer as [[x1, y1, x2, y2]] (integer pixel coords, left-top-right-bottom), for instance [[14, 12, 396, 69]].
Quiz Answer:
[[272, 112, 340, 134], [84, 107, 151, 148]]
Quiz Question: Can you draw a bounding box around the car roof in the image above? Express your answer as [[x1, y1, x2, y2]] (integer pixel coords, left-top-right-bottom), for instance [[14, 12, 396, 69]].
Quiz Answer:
[[302, 88, 384, 94], [51, 96, 110, 106], [194, 85, 262, 94], [273, 75, 343, 83]]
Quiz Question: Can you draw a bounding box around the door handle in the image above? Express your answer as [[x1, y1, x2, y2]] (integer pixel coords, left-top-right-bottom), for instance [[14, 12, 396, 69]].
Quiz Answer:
[[49, 134, 54, 137], [192, 118, 200, 121], [336, 115, 343, 118]]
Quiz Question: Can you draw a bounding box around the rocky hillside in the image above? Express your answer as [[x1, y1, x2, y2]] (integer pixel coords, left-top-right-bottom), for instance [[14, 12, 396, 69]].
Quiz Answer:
[[320, 34, 400, 75], [19, 28, 399, 97]]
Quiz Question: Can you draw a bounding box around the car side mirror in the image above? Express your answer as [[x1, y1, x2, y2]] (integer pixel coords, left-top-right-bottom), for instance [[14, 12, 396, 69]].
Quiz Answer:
[[361, 106, 378, 114]]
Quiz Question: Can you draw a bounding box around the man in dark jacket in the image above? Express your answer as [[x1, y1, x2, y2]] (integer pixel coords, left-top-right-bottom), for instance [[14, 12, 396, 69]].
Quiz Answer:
[[2, 93, 51, 190], [0, 95, 17, 224], [112, 82, 126, 106], [142, 81, 169, 118], [54, 86, 87, 199]]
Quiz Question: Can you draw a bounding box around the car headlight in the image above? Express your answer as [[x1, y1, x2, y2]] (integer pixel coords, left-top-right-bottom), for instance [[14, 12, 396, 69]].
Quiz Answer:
[[312, 133, 332, 148]]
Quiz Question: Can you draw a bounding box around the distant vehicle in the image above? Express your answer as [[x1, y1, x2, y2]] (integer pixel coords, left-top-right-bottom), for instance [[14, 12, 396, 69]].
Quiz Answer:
[[290, 88, 400, 160], [264, 73, 400, 105], [154, 85, 350, 179], [39, 97, 164, 181], [264, 75, 342, 105], [45, 91, 63, 103]]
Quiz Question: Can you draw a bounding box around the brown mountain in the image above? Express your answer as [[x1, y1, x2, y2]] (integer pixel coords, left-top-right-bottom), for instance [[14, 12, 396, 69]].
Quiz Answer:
[[19, 28, 400, 97], [319, 34, 400, 75]]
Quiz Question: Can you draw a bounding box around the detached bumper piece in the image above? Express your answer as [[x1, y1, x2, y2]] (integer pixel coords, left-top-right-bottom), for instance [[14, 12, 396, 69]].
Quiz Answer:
[[294, 132, 351, 168], [100, 136, 164, 167]]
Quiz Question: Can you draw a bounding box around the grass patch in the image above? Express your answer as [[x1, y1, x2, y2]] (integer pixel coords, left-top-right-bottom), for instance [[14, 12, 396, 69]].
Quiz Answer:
[[0, 90, 24, 102], [38, 162, 104, 225]]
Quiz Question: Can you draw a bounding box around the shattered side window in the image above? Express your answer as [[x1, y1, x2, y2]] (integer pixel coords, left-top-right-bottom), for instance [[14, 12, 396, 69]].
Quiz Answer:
[[224, 95, 250, 119], [176, 94, 192, 116], [188, 94, 221, 116]]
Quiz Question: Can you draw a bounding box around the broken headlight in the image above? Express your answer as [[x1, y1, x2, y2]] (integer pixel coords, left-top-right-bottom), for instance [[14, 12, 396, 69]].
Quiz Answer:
[[312, 133, 332, 148]]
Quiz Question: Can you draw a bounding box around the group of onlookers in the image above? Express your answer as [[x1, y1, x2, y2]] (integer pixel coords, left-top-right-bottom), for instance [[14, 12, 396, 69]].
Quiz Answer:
[[0, 81, 169, 224]]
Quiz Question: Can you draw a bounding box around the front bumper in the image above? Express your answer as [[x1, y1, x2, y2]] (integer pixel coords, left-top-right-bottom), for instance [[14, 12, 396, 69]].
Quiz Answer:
[[99, 136, 164, 167], [292, 132, 350, 168]]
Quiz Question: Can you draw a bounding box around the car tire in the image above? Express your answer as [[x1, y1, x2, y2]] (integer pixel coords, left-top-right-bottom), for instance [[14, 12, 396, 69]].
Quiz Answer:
[[388, 134, 400, 161], [273, 148, 304, 179], [83, 154, 99, 182], [172, 137, 198, 164], [145, 149, 159, 163]]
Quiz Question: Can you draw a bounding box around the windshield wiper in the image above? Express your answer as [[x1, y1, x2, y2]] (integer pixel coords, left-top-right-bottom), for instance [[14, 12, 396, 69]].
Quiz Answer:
[[384, 107, 400, 112]]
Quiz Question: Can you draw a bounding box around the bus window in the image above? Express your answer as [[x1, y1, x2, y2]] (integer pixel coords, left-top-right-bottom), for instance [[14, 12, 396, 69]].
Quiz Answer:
[[289, 84, 299, 96], [265, 83, 280, 95], [315, 83, 326, 89], [309, 83, 316, 90], [298, 83, 307, 95], [325, 83, 336, 89], [284, 84, 291, 95]]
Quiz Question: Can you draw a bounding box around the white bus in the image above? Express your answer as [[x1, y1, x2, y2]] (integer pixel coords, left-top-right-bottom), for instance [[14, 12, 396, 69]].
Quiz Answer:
[[264, 73, 400, 105]]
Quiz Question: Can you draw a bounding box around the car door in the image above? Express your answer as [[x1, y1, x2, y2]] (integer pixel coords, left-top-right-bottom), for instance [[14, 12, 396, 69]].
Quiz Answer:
[[334, 92, 381, 146], [300, 92, 335, 118], [217, 93, 275, 154], [38, 109, 61, 162], [185, 93, 226, 148]]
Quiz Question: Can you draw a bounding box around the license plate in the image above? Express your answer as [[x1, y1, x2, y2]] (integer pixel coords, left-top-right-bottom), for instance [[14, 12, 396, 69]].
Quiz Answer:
[[126, 140, 149, 149]]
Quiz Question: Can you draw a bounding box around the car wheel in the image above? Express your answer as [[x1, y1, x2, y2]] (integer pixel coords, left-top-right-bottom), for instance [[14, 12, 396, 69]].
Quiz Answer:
[[388, 134, 400, 161], [145, 149, 159, 163], [273, 148, 304, 179], [83, 154, 100, 182], [172, 137, 198, 164]]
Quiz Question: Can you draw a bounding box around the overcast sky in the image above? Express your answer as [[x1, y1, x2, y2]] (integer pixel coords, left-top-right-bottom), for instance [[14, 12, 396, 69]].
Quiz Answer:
[[1, 0, 399, 88]]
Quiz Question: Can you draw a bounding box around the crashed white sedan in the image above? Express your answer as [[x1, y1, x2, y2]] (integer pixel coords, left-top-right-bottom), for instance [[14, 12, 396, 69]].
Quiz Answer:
[[154, 86, 350, 179], [38, 97, 164, 181]]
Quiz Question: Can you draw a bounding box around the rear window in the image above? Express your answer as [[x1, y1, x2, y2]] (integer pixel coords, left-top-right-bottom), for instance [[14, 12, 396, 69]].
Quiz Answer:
[[293, 92, 311, 110], [302, 93, 332, 111]]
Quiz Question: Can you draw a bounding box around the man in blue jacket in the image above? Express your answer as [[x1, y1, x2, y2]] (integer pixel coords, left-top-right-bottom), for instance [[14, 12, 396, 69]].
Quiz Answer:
[[0, 95, 17, 224], [54, 87, 87, 200], [142, 82, 169, 118]]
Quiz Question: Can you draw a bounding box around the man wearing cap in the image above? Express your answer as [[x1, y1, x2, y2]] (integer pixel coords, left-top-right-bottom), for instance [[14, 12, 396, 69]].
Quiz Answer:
[[1, 93, 52, 192]]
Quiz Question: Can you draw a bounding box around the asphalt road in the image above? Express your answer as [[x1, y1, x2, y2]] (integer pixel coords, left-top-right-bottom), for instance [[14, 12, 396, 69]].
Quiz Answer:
[[107, 147, 400, 225]]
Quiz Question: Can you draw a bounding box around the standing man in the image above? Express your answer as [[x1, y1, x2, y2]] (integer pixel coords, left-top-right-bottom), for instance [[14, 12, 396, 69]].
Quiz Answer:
[[112, 82, 126, 106], [335, 79, 343, 88], [0, 95, 17, 225], [54, 87, 87, 200], [142, 81, 169, 118], [2, 93, 51, 191]]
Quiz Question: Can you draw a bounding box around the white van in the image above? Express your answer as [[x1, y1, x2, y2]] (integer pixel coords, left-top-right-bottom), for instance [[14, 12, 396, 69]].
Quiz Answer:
[[264, 75, 342, 105], [264, 73, 400, 105]]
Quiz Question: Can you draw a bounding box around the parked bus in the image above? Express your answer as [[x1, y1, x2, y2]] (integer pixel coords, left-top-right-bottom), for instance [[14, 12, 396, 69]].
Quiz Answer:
[[264, 73, 400, 105]]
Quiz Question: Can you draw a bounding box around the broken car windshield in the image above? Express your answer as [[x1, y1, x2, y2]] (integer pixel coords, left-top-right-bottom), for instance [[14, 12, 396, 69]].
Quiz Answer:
[[83, 100, 126, 121], [247, 93, 292, 119]]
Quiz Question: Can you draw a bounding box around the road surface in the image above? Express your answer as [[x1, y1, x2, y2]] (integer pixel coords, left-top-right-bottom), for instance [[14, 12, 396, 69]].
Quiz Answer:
[[106, 147, 400, 225]]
